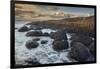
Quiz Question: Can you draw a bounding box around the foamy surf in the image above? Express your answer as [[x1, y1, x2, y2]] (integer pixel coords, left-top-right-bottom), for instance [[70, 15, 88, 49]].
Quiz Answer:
[[15, 21, 72, 65]]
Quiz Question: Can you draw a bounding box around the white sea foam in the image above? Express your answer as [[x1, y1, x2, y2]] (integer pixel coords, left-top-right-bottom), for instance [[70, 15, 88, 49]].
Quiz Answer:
[[66, 33, 72, 48], [15, 21, 72, 65], [41, 28, 57, 34]]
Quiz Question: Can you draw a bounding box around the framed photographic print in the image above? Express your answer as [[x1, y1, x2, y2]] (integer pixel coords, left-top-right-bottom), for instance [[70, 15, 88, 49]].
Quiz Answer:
[[11, 0, 96, 68]]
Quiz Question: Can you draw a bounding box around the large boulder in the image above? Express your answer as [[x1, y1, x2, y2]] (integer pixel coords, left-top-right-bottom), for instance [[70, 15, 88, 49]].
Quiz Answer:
[[18, 26, 29, 32], [70, 34, 93, 46], [50, 30, 67, 40], [88, 42, 95, 56], [26, 31, 43, 37], [52, 40, 69, 51], [25, 40, 39, 49], [69, 42, 93, 62]]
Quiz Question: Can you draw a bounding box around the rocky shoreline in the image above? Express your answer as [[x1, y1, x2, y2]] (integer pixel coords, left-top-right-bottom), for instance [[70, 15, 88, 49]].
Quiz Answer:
[[15, 19, 95, 66]]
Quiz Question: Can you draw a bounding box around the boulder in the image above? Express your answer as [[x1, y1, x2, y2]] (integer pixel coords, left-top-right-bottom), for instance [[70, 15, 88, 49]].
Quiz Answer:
[[50, 30, 67, 40], [33, 38, 40, 41], [25, 58, 40, 65], [18, 26, 29, 32], [25, 40, 39, 49], [86, 56, 95, 61], [88, 32, 95, 37], [69, 42, 93, 62], [26, 31, 43, 37], [88, 42, 95, 56], [30, 25, 43, 30], [43, 32, 50, 36], [41, 40, 48, 44], [70, 34, 93, 46], [52, 40, 69, 51]]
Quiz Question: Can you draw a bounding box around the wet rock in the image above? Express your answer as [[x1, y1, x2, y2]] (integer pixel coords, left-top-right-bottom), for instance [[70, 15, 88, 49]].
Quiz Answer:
[[33, 38, 40, 41], [69, 42, 93, 62], [25, 58, 40, 65], [26, 31, 43, 37], [86, 56, 95, 61], [88, 32, 95, 37], [43, 32, 50, 36], [30, 25, 43, 30], [18, 26, 29, 32], [50, 30, 67, 40], [88, 42, 95, 56], [70, 34, 93, 46], [25, 40, 39, 49], [53, 40, 69, 51], [41, 40, 48, 44]]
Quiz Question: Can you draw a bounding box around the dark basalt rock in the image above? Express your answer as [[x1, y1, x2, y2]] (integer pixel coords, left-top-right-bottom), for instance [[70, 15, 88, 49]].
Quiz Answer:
[[86, 56, 95, 61], [33, 38, 40, 41], [26, 31, 43, 37], [25, 40, 39, 49], [52, 40, 69, 51], [41, 40, 48, 44], [70, 34, 93, 46], [69, 42, 93, 62], [30, 25, 43, 30], [25, 58, 40, 65], [50, 30, 67, 40], [43, 32, 50, 36], [88, 42, 95, 56], [18, 26, 29, 32], [88, 32, 95, 37]]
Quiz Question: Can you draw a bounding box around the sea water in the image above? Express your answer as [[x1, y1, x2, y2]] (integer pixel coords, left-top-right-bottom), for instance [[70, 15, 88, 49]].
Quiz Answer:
[[15, 21, 72, 65]]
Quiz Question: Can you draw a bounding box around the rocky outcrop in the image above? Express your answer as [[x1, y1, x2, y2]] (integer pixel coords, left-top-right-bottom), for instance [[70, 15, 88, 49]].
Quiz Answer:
[[70, 34, 93, 46], [51, 30, 69, 51]]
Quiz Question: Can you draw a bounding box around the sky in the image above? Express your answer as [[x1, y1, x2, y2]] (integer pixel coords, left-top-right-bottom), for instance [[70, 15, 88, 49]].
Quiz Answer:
[[60, 6, 95, 16], [15, 2, 95, 16], [37, 4, 95, 16]]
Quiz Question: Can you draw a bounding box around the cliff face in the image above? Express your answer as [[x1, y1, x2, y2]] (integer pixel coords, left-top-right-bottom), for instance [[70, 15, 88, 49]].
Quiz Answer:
[[27, 16, 95, 34], [61, 16, 95, 32]]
